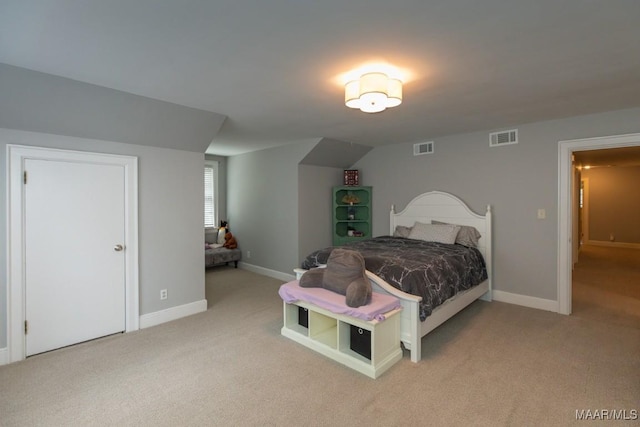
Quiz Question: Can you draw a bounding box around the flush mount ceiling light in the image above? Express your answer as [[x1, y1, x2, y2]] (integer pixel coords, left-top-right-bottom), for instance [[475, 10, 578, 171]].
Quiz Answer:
[[345, 72, 402, 113]]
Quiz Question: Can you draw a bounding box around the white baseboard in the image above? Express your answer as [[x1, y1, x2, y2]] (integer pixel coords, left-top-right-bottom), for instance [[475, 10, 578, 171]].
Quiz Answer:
[[239, 265, 558, 314], [492, 290, 557, 312], [139, 299, 207, 329], [586, 240, 640, 250], [0, 347, 8, 366], [239, 262, 296, 282]]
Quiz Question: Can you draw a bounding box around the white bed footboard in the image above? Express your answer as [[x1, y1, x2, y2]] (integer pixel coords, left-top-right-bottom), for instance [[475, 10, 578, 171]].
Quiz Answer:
[[365, 271, 491, 363], [366, 271, 422, 362]]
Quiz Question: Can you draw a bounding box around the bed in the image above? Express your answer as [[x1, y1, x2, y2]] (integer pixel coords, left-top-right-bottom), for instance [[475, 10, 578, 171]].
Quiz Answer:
[[295, 191, 492, 362]]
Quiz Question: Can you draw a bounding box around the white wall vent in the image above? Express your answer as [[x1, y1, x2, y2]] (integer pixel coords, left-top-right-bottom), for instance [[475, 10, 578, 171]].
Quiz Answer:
[[489, 129, 518, 147], [413, 141, 434, 156]]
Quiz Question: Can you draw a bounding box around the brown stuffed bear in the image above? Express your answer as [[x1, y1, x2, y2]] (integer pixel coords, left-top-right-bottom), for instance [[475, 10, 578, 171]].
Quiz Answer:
[[223, 231, 238, 249], [299, 248, 372, 307]]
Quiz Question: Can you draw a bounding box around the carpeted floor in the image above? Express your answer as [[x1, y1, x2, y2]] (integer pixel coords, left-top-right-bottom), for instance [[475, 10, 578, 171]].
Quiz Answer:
[[572, 245, 640, 330], [1, 264, 638, 426]]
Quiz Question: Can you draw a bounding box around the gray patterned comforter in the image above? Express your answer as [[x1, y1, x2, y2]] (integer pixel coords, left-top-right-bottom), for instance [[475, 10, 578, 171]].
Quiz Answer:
[[301, 236, 488, 321]]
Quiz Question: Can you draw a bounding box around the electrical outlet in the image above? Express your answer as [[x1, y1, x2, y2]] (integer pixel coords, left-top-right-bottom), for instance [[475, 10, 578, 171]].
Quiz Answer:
[[160, 289, 168, 300], [247, 250, 251, 259], [537, 209, 546, 219]]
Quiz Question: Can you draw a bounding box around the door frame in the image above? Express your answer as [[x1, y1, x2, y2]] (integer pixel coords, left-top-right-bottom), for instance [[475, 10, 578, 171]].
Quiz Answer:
[[557, 132, 640, 315], [7, 145, 139, 363], [581, 177, 590, 245]]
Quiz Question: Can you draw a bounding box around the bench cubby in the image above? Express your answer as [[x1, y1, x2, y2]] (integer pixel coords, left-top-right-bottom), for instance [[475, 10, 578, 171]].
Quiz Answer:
[[281, 299, 402, 378]]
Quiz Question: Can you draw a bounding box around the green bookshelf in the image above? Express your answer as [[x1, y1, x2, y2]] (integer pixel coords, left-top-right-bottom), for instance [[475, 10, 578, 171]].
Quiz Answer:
[[333, 186, 372, 246]]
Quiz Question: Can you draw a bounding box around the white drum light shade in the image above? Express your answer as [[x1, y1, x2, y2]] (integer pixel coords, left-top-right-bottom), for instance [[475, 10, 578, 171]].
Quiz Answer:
[[345, 72, 403, 113]]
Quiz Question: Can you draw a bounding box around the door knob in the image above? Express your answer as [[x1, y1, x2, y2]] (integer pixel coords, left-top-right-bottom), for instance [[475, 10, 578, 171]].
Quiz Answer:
[[114, 244, 124, 252]]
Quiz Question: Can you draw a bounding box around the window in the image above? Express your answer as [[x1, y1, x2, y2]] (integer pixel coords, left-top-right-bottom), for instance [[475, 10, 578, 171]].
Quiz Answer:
[[204, 161, 218, 228]]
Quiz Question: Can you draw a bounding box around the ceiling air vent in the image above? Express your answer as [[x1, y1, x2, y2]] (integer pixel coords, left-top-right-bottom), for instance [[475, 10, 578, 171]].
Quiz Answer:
[[413, 141, 434, 156], [489, 129, 518, 147]]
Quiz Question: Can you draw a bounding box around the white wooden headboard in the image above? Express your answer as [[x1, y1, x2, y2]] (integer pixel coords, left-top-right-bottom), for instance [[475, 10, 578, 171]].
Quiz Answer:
[[389, 191, 492, 279]]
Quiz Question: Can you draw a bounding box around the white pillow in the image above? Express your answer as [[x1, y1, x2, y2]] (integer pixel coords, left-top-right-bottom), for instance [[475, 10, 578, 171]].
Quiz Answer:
[[432, 220, 481, 247], [393, 225, 412, 238], [407, 222, 460, 244]]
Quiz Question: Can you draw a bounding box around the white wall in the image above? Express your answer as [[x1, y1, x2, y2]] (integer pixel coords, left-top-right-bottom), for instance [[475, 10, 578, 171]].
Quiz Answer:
[[582, 166, 640, 244], [353, 107, 640, 302], [298, 165, 344, 263], [0, 65, 220, 352], [227, 141, 316, 275], [225, 107, 640, 308], [1, 129, 206, 350]]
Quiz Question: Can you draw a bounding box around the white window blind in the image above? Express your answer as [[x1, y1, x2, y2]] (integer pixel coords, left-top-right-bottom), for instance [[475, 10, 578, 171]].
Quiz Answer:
[[204, 165, 216, 228]]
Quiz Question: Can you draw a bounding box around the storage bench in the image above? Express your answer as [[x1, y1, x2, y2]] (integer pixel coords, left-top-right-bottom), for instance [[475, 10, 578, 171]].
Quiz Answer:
[[205, 247, 241, 268], [279, 280, 403, 379]]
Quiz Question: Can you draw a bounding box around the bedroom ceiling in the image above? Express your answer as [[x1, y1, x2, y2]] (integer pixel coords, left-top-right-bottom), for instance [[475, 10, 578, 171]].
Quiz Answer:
[[574, 146, 640, 168], [1, 1, 640, 156]]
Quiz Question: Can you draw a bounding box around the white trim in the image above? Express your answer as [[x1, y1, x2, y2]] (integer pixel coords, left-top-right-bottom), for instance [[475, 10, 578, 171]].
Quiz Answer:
[[557, 132, 640, 315], [581, 177, 590, 245], [586, 240, 640, 250], [139, 299, 207, 329], [239, 262, 296, 282], [492, 290, 557, 312], [0, 347, 8, 366], [6, 145, 139, 363]]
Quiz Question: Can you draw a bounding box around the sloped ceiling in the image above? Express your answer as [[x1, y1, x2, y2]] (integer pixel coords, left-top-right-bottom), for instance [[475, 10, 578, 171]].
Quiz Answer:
[[0, 64, 225, 152], [300, 138, 372, 168], [1, 1, 640, 156]]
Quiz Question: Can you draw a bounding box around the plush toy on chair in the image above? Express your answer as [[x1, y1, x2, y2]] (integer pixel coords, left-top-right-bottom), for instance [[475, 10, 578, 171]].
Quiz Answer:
[[299, 248, 372, 307]]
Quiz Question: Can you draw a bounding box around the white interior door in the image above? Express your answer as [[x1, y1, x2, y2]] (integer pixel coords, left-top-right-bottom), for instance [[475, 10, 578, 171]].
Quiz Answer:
[[24, 158, 126, 356]]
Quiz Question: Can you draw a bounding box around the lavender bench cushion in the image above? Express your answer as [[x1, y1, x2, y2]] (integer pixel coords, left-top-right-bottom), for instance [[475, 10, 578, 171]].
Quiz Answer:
[[279, 280, 401, 322]]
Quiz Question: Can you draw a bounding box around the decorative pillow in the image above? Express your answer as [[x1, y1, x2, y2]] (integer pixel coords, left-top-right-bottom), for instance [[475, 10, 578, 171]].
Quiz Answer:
[[432, 220, 481, 247], [299, 267, 325, 288], [407, 222, 460, 244], [393, 225, 412, 238], [299, 248, 372, 307], [217, 227, 226, 245]]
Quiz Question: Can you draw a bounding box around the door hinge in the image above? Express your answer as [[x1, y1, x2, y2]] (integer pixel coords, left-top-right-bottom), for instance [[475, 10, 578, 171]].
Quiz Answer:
[[24, 171, 27, 184], [24, 320, 28, 335]]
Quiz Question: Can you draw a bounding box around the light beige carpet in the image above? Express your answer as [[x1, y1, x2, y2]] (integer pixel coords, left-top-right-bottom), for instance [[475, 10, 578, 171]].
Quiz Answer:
[[1, 265, 638, 426], [572, 245, 640, 329]]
